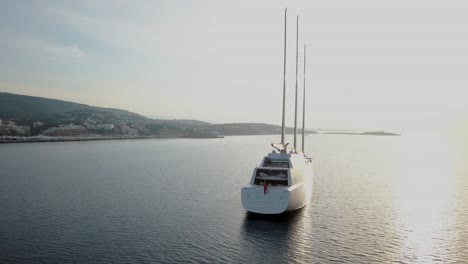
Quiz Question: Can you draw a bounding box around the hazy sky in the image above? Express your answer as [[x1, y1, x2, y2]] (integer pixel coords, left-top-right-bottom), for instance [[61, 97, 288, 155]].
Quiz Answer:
[[1, 0, 468, 132]]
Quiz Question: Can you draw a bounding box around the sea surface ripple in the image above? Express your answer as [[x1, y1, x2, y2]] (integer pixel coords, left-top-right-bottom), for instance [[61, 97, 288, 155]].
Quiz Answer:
[[1, 134, 467, 263]]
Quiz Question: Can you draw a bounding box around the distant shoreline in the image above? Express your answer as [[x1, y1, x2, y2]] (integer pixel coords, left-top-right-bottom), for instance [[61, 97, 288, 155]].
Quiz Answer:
[[321, 131, 401, 136], [0, 131, 400, 144], [0, 93, 401, 142], [0, 135, 222, 144]]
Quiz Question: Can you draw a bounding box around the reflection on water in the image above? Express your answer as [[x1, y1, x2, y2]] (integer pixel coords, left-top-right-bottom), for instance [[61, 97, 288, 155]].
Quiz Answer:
[[241, 207, 314, 264], [393, 134, 458, 263]]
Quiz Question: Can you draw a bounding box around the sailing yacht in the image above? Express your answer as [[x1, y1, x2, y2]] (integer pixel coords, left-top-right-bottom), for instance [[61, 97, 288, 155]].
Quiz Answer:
[[241, 9, 314, 214]]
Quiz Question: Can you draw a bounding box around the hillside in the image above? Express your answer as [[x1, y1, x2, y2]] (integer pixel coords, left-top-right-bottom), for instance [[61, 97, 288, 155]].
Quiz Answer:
[[0, 92, 144, 120], [1, 93, 313, 138], [0, 92, 320, 137], [0, 92, 405, 142]]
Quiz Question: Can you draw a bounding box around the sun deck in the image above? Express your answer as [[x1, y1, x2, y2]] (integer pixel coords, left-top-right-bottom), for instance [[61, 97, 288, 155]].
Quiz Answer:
[[253, 157, 290, 186]]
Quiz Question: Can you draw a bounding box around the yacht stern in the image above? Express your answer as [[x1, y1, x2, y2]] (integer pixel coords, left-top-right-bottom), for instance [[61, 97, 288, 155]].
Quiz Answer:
[[241, 186, 290, 214]]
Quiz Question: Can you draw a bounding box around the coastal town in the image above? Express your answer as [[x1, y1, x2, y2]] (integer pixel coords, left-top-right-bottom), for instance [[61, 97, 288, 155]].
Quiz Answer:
[[0, 119, 31, 136]]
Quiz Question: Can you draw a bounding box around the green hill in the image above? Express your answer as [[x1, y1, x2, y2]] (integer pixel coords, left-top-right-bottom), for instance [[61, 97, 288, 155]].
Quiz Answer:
[[0, 92, 319, 138], [0, 92, 144, 120]]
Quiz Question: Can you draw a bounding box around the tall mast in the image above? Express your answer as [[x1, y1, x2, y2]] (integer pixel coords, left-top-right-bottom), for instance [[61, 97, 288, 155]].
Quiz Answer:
[[302, 44, 306, 153], [293, 15, 299, 151], [281, 8, 287, 147]]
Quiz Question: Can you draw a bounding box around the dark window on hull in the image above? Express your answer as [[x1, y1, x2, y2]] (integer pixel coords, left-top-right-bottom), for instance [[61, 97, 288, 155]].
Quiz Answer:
[[262, 158, 290, 168], [254, 168, 289, 186], [254, 179, 288, 186]]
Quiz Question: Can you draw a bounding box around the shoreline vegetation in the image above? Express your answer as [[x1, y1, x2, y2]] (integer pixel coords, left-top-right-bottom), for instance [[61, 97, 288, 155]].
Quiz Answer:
[[0, 135, 223, 144]]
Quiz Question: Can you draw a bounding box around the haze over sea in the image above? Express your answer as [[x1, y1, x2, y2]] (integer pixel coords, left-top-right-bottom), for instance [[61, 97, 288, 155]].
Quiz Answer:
[[1, 133, 467, 263]]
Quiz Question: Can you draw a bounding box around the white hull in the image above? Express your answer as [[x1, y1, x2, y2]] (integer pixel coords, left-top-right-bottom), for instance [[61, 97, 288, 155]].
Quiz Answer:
[[241, 163, 313, 214]]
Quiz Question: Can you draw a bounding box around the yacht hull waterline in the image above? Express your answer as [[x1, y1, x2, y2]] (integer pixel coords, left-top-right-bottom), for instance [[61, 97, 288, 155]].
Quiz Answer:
[[241, 152, 313, 214], [241, 181, 312, 214]]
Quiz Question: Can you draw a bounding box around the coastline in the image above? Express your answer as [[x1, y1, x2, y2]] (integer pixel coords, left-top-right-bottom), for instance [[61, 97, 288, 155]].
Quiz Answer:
[[0, 131, 400, 144], [0, 135, 222, 144], [321, 131, 401, 136]]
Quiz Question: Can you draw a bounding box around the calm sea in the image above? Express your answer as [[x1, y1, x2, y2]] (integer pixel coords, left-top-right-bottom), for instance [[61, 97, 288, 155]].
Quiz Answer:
[[1, 134, 467, 263]]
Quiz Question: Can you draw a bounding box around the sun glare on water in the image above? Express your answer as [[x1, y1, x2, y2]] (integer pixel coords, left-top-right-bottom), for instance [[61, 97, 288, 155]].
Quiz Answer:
[[392, 133, 457, 263]]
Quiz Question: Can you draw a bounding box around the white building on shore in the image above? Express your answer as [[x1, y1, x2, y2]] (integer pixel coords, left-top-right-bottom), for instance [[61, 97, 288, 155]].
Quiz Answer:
[[43, 124, 86, 136], [96, 124, 115, 130]]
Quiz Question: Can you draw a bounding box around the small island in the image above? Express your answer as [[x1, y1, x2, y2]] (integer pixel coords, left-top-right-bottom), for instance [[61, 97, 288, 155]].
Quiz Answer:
[[323, 131, 400, 136], [359, 131, 400, 136]]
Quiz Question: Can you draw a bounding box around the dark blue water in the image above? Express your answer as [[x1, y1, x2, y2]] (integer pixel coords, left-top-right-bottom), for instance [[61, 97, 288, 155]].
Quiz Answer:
[[1, 134, 467, 263]]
